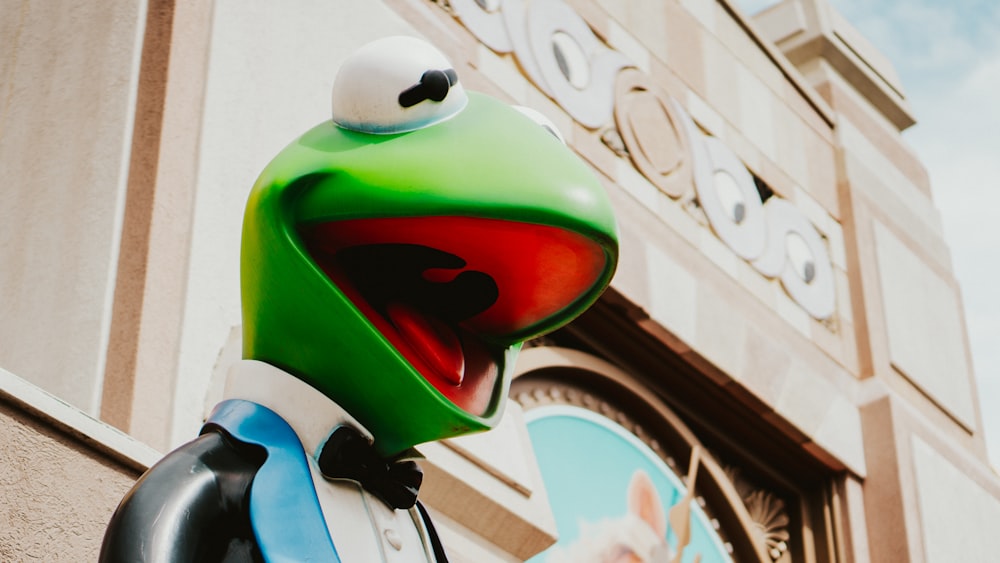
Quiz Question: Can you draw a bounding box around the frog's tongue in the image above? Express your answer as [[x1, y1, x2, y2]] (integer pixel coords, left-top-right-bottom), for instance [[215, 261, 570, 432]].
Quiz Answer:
[[386, 302, 465, 386]]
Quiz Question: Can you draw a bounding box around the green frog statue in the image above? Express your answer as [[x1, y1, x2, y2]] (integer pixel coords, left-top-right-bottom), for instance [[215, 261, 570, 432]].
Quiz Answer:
[[100, 36, 618, 562]]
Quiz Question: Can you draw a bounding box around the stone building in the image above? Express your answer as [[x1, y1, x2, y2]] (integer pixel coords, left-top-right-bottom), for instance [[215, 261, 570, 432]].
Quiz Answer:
[[2, 0, 998, 561]]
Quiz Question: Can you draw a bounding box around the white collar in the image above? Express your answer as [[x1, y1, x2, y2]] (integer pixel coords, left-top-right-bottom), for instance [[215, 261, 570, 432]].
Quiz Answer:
[[223, 359, 374, 455]]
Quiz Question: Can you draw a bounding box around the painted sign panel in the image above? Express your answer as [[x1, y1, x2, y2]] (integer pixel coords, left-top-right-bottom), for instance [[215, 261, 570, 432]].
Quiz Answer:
[[526, 405, 732, 563]]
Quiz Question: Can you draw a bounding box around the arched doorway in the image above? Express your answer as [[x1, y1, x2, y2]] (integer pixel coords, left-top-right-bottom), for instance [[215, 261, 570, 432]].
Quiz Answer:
[[513, 346, 795, 563]]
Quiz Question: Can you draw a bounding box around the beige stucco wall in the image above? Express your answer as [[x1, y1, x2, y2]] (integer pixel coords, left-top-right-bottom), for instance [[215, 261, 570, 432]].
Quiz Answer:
[[911, 434, 1000, 561], [861, 394, 1000, 562], [0, 0, 146, 414], [0, 402, 142, 561]]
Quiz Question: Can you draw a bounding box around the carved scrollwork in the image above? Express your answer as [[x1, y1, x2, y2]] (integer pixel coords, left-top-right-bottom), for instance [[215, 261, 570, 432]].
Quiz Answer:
[[723, 466, 790, 562]]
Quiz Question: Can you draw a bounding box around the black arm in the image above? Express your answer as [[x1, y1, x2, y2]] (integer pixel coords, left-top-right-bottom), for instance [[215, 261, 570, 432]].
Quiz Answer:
[[99, 430, 265, 563]]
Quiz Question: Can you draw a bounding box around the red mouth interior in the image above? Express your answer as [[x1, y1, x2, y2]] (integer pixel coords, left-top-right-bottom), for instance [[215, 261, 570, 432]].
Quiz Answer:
[[301, 216, 607, 414]]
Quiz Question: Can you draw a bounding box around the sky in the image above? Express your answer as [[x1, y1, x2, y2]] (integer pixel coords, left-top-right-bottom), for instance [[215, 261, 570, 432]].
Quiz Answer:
[[741, 0, 1000, 468]]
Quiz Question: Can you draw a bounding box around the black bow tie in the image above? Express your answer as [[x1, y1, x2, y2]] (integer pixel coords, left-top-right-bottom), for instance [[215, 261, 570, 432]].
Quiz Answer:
[[317, 426, 423, 510]]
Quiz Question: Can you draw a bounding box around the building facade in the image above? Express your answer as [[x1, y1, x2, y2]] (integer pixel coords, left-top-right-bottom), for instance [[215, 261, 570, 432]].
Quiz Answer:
[[2, 0, 998, 560]]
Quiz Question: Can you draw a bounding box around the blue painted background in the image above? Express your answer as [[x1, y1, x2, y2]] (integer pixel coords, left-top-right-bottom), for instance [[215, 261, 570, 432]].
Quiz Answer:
[[525, 405, 731, 563]]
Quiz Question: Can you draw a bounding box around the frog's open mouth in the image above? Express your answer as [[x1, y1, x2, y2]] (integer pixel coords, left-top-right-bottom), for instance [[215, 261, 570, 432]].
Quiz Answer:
[[300, 216, 607, 415]]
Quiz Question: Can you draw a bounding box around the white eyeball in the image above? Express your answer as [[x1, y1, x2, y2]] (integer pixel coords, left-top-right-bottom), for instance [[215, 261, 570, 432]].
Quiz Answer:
[[332, 36, 468, 134], [512, 105, 566, 144]]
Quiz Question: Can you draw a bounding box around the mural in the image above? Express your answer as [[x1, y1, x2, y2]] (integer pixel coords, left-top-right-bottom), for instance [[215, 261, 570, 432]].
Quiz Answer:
[[526, 405, 732, 563]]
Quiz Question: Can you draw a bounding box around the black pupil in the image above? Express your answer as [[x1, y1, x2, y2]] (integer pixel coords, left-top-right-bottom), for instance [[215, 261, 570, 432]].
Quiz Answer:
[[398, 69, 457, 108], [422, 70, 451, 102]]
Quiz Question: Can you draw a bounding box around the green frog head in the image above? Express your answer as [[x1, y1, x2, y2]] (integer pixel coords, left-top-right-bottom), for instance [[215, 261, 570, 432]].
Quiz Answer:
[[241, 36, 618, 456]]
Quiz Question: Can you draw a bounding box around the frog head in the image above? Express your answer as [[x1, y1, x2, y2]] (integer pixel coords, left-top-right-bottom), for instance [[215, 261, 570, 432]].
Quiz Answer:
[[241, 37, 618, 456]]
